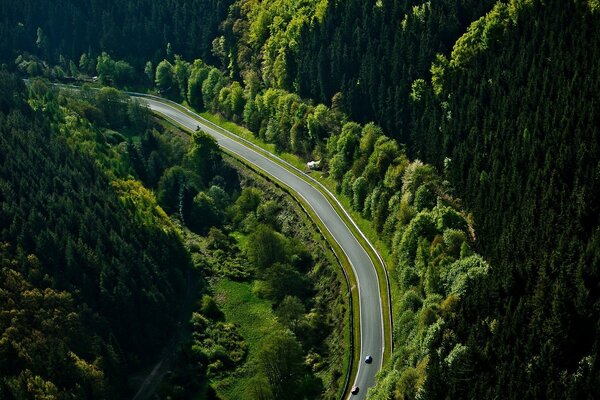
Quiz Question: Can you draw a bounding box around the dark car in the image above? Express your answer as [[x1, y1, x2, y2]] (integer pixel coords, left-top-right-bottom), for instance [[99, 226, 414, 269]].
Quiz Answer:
[[365, 355, 373, 364], [351, 386, 359, 395]]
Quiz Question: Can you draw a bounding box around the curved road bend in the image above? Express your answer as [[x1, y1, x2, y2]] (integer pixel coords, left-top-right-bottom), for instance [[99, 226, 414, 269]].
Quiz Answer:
[[143, 98, 384, 399]]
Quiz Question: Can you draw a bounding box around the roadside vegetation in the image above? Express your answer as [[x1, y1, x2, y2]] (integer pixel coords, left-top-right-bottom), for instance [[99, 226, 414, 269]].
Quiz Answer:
[[3, 0, 599, 398], [0, 72, 348, 399]]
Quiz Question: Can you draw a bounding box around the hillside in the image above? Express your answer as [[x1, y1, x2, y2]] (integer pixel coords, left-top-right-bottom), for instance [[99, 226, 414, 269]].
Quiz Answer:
[[0, 73, 192, 397], [1, 0, 599, 399]]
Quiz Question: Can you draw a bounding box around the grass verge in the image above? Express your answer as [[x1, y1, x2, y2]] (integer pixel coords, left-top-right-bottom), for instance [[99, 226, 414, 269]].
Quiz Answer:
[[211, 279, 281, 399]]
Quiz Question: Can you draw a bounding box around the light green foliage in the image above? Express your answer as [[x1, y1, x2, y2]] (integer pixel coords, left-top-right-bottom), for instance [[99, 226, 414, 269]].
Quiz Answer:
[[229, 81, 246, 120], [189, 310, 247, 377], [336, 122, 361, 160], [256, 200, 282, 228], [68, 60, 79, 78], [307, 103, 340, 141], [328, 121, 361, 182], [422, 318, 445, 352], [187, 59, 211, 110], [364, 136, 401, 183], [340, 170, 354, 197], [409, 78, 427, 102], [352, 176, 368, 212], [359, 122, 383, 157], [430, 54, 449, 96], [96, 52, 134, 85], [202, 68, 228, 111], [144, 61, 153, 81], [442, 229, 467, 256], [383, 156, 409, 191], [445, 255, 490, 297], [402, 160, 439, 201], [79, 53, 94, 74], [397, 211, 437, 271], [243, 97, 261, 132], [248, 374, 274, 400], [218, 85, 232, 116], [173, 55, 191, 99], [444, 343, 473, 381], [413, 184, 437, 211], [112, 179, 173, 231], [450, 0, 534, 70], [155, 59, 174, 91], [460, 241, 473, 258], [239, 0, 328, 89], [396, 367, 422, 400]]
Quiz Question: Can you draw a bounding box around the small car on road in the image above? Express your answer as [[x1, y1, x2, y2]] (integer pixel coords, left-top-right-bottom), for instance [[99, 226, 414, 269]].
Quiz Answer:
[[365, 355, 373, 364], [351, 386, 360, 395]]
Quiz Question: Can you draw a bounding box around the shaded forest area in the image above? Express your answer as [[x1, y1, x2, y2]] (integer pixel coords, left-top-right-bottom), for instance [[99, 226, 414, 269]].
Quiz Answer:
[[0, 0, 232, 68], [1, 0, 599, 398], [0, 73, 192, 397]]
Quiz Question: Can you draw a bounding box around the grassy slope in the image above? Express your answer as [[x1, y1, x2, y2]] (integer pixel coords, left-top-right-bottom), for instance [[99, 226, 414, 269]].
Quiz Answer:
[[211, 278, 281, 399]]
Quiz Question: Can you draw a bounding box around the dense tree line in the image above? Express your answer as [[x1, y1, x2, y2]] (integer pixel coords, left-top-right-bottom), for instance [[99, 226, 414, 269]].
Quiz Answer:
[[216, 0, 496, 155], [0, 72, 193, 397], [0, 0, 232, 69], [410, 1, 600, 398], [2, 0, 599, 398], [199, 1, 600, 397]]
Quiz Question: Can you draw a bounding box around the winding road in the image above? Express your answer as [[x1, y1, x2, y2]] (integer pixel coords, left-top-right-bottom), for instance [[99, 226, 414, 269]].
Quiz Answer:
[[142, 97, 386, 399]]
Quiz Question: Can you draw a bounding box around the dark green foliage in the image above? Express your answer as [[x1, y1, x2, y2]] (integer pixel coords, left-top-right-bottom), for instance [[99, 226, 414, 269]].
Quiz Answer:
[[157, 165, 201, 215], [247, 225, 287, 271], [0, 73, 191, 396], [3, 0, 596, 397], [256, 330, 308, 400], [417, 1, 600, 398], [275, 296, 305, 330], [291, 0, 497, 153], [185, 130, 222, 186], [0, 0, 233, 68]]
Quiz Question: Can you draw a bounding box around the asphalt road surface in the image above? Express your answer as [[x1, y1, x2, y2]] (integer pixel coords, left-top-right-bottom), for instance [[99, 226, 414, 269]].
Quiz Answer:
[[143, 97, 385, 399]]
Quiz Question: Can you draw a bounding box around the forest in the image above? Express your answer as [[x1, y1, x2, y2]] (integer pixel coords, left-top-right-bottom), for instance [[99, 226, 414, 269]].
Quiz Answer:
[[1, 0, 599, 399], [0, 72, 192, 397], [0, 72, 347, 399]]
